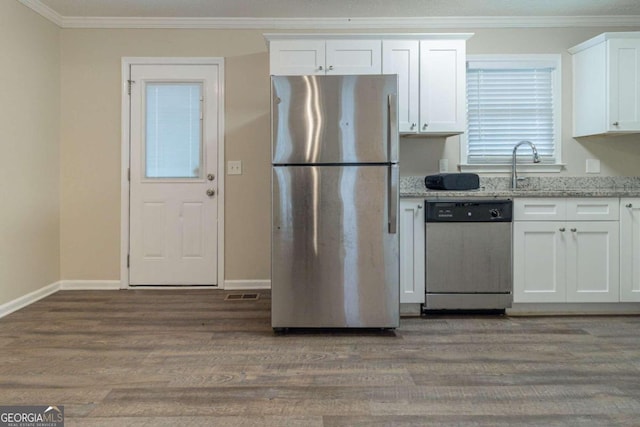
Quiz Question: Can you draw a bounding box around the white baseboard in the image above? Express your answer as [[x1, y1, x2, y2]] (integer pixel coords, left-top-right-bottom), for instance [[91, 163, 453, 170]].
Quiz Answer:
[[0, 281, 61, 319], [508, 302, 640, 315], [127, 285, 219, 289], [60, 280, 122, 290], [224, 279, 271, 290], [1, 278, 268, 319]]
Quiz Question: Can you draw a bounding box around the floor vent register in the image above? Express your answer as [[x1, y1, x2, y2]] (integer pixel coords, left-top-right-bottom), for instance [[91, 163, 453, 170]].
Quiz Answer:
[[225, 293, 260, 301]]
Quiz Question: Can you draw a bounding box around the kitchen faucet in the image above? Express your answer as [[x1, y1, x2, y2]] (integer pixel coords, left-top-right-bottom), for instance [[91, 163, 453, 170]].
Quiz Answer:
[[511, 140, 541, 189]]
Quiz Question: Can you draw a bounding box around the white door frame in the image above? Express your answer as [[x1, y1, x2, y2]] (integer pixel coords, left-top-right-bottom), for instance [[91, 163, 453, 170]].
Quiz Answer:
[[120, 57, 225, 289]]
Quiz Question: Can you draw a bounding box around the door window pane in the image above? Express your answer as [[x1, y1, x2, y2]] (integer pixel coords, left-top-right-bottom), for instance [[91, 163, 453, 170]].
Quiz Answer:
[[145, 83, 202, 178]]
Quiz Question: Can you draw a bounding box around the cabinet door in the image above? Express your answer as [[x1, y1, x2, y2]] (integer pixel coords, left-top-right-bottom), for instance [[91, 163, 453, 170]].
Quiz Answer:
[[383, 40, 419, 133], [326, 40, 382, 75], [399, 199, 425, 303], [513, 222, 566, 303], [419, 40, 466, 134], [620, 199, 640, 302], [608, 39, 640, 132], [269, 40, 325, 75], [571, 42, 607, 137], [565, 221, 620, 302]]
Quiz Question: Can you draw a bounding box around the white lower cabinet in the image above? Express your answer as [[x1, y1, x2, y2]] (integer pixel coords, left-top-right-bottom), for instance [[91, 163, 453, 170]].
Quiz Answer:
[[513, 221, 566, 303], [399, 199, 425, 304], [565, 221, 619, 302], [513, 198, 619, 303], [620, 198, 640, 301]]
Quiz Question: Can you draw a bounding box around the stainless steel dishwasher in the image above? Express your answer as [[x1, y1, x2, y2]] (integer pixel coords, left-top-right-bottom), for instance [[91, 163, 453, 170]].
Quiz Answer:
[[423, 199, 513, 311]]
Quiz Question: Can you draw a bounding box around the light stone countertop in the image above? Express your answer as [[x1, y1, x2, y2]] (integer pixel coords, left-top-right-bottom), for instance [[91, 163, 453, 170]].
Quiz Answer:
[[400, 176, 640, 199]]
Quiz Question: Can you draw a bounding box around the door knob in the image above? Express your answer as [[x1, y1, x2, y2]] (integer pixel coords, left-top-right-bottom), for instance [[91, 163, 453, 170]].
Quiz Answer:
[[206, 189, 215, 197], [612, 121, 620, 126], [626, 203, 633, 208], [207, 173, 215, 181]]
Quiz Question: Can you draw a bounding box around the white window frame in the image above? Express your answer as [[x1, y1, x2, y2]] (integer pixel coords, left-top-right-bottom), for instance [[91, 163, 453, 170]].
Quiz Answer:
[[459, 54, 563, 173]]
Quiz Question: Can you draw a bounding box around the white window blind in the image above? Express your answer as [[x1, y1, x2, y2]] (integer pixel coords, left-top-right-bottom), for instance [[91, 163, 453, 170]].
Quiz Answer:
[[145, 83, 202, 178], [466, 56, 560, 165]]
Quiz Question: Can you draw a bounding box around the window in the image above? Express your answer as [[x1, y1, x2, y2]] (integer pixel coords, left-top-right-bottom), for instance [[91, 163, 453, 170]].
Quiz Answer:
[[460, 55, 562, 172], [145, 82, 203, 179]]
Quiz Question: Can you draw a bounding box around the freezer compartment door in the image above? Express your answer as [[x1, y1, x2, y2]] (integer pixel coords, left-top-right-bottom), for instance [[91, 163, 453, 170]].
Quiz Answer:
[[272, 165, 399, 328], [272, 75, 398, 164]]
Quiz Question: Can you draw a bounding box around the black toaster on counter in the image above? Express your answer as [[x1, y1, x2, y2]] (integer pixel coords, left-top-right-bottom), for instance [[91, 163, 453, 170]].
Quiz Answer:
[[425, 173, 480, 191]]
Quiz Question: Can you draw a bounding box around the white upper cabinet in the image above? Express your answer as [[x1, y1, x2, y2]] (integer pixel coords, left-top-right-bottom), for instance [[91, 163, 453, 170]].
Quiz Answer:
[[268, 39, 325, 75], [325, 40, 381, 75], [419, 39, 467, 135], [382, 37, 469, 135], [569, 32, 640, 137], [268, 38, 381, 75], [383, 40, 420, 133], [267, 33, 472, 135]]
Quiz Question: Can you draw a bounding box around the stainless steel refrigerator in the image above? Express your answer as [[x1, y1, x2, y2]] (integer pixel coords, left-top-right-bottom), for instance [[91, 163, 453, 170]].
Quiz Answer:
[[271, 74, 399, 329]]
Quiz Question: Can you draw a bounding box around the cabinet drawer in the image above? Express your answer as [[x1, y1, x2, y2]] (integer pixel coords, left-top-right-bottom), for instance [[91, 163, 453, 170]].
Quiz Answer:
[[566, 198, 619, 221], [514, 198, 566, 221]]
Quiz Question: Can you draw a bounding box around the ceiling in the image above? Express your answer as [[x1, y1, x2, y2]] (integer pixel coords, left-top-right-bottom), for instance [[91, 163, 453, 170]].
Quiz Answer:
[[20, 0, 640, 28]]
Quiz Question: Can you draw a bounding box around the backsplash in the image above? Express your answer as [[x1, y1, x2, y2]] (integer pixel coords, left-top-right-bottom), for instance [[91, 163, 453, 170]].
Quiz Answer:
[[400, 176, 640, 194]]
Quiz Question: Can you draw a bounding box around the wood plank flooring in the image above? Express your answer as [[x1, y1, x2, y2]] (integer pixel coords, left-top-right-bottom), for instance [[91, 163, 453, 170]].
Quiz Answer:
[[1, 290, 639, 426]]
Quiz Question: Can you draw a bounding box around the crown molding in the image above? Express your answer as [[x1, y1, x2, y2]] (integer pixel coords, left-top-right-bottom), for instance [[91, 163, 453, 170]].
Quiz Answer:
[[16, 1, 640, 30], [59, 15, 640, 30], [18, 0, 63, 27]]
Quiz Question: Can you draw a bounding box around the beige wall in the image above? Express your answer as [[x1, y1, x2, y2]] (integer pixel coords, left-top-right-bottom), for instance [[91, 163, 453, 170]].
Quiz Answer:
[[0, 1, 60, 306], [59, 26, 640, 283], [59, 29, 271, 281]]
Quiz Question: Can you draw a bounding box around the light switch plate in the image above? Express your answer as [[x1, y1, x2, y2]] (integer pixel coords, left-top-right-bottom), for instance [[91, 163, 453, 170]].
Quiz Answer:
[[586, 158, 600, 174], [228, 160, 242, 175]]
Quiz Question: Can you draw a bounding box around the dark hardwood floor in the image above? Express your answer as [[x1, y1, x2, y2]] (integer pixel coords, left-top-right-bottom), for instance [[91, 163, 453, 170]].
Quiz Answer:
[[1, 290, 639, 426]]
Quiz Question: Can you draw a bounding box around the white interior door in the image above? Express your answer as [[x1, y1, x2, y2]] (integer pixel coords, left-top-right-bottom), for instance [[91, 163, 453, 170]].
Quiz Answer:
[[129, 64, 219, 285]]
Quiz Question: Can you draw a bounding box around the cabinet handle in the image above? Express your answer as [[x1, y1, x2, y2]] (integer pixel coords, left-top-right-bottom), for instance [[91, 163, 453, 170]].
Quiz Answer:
[[417, 204, 423, 209], [612, 121, 620, 126], [559, 227, 565, 232], [422, 123, 428, 130], [411, 123, 416, 129], [626, 203, 633, 208], [571, 228, 577, 232], [328, 65, 334, 71], [318, 65, 323, 71]]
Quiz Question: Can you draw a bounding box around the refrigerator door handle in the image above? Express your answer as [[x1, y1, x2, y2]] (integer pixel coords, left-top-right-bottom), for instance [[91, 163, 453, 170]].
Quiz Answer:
[[388, 164, 399, 234], [387, 93, 398, 162]]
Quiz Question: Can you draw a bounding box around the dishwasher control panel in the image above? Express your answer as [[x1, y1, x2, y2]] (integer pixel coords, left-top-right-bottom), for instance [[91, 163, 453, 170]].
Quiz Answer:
[[425, 199, 513, 222]]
